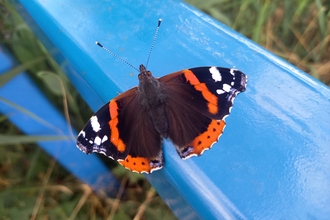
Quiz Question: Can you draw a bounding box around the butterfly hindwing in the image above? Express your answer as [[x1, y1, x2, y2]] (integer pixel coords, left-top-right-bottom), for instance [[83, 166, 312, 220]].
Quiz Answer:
[[159, 67, 246, 158], [77, 87, 164, 173]]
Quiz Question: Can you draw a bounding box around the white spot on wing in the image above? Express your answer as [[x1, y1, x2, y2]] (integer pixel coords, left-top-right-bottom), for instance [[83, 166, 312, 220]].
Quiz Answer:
[[102, 135, 108, 143], [216, 89, 225, 95], [90, 116, 101, 132], [94, 136, 101, 145], [222, 84, 231, 92], [209, 67, 222, 82], [78, 130, 85, 138]]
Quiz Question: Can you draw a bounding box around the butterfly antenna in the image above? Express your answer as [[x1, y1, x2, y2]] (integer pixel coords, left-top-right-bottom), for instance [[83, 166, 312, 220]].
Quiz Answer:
[[145, 18, 162, 69], [95, 41, 139, 72]]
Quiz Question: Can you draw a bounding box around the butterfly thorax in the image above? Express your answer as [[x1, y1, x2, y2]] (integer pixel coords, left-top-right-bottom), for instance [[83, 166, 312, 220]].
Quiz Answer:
[[137, 64, 168, 137]]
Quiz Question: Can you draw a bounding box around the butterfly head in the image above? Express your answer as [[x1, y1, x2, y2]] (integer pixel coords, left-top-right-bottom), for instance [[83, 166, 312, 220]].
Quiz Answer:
[[138, 64, 153, 82]]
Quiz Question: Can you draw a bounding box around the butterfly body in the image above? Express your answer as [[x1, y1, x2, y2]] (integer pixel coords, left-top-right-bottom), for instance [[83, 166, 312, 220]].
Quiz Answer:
[[77, 66, 247, 173], [137, 65, 168, 138]]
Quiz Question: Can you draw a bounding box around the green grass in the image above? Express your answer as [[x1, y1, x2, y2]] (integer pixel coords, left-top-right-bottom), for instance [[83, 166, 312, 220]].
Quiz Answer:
[[0, 0, 329, 219], [186, 0, 330, 84]]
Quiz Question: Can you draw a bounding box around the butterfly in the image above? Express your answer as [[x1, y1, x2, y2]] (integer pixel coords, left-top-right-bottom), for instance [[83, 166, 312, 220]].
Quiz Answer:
[[77, 63, 246, 173], [76, 20, 247, 173]]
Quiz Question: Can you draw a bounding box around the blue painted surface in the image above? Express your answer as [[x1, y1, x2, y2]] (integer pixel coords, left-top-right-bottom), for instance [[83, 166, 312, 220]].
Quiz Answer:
[[0, 46, 118, 195], [14, 0, 330, 219]]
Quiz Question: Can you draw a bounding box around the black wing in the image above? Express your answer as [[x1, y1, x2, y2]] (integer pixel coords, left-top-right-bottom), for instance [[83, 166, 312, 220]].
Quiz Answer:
[[76, 87, 164, 173], [159, 67, 246, 158]]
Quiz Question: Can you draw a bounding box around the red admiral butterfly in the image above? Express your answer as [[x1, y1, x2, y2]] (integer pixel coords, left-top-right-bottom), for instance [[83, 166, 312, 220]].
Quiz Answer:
[[77, 19, 247, 173]]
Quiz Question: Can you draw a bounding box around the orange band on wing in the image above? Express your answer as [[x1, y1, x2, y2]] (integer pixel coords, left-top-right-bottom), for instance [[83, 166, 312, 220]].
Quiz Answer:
[[109, 100, 119, 118], [119, 155, 154, 173], [188, 119, 226, 156], [183, 70, 218, 114], [108, 100, 126, 152]]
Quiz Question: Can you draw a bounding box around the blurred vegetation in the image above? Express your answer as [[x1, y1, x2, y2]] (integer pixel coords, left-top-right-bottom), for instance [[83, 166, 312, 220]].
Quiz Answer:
[[0, 0, 329, 219], [186, 0, 330, 84]]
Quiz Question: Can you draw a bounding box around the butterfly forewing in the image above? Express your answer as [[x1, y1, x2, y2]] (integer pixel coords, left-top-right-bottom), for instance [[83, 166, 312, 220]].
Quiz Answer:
[[76, 101, 127, 160], [188, 67, 247, 119]]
